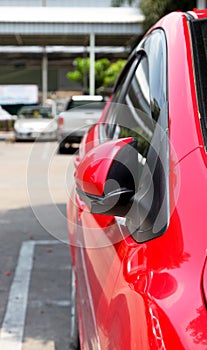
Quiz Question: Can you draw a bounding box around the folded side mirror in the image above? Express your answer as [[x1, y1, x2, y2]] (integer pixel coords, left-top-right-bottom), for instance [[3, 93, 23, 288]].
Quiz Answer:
[[75, 137, 138, 217]]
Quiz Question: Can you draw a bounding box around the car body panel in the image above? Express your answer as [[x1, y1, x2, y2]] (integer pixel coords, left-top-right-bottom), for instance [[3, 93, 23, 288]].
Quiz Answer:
[[156, 12, 204, 163], [75, 137, 135, 197], [69, 149, 207, 349], [67, 10, 207, 350]]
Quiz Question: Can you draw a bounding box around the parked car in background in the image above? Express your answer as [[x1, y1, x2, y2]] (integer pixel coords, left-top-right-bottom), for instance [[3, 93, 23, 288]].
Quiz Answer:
[[14, 105, 57, 141], [67, 9, 207, 350], [57, 95, 105, 153]]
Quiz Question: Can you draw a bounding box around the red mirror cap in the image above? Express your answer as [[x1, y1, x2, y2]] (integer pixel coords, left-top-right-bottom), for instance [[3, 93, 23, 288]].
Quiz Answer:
[[75, 137, 135, 197]]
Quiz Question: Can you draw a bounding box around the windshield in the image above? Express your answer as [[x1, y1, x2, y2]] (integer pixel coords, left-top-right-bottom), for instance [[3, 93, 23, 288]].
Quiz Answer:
[[67, 100, 104, 110], [191, 18, 207, 146], [18, 107, 53, 119]]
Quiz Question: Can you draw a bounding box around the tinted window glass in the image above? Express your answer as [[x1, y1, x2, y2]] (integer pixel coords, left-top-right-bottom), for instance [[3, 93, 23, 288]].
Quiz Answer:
[[106, 54, 153, 166], [142, 30, 166, 121], [101, 56, 139, 140], [68, 101, 103, 109], [103, 30, 169, 242], [18, 107, 53, 119], [190, 19, 207, 145]]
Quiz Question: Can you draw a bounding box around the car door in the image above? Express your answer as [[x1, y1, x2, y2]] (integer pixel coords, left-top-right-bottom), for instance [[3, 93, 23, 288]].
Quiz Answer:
[[74, 29, 171, 350]]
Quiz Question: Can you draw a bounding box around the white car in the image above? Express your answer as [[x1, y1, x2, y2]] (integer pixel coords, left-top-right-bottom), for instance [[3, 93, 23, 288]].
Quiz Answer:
[[14, 105, 58, 141], [57, 95, 105, 153]]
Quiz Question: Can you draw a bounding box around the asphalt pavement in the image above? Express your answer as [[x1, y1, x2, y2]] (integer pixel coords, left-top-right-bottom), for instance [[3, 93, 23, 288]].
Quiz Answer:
[[0, 139, 76, 350]]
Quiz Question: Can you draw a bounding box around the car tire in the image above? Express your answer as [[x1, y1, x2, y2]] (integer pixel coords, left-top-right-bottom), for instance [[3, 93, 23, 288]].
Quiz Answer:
[[69, 269, 80, 350]]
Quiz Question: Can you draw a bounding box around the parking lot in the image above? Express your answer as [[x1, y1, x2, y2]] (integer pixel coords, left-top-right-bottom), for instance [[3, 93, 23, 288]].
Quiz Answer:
[[0, 138, 75, 350]]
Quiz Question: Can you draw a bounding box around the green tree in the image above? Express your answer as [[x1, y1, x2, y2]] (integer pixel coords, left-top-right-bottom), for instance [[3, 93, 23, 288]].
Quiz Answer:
[[67, 57, 126, 93], [140, 0, 197, 31], [111, 0, 197, 31]]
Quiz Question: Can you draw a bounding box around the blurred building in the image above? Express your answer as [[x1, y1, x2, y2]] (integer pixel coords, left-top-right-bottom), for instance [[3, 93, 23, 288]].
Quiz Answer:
[[0, 0, 143, 106], [0, 0, 201, 106], [197, 0, 207, 7], [0, 0, 139, 6]]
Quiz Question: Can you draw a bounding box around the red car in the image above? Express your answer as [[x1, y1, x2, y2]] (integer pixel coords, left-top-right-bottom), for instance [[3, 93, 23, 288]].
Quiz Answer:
[[67, 9, 207, 350]]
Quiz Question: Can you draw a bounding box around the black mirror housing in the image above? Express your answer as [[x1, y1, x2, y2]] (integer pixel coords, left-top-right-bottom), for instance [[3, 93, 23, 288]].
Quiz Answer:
[[75, 137, 138, 217]]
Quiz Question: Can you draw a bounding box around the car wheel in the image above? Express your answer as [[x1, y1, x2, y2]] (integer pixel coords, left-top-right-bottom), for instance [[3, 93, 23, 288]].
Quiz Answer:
[[69, 269, 80, 350]]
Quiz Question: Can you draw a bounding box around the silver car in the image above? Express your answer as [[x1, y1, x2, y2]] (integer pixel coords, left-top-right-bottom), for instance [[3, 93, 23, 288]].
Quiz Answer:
[[57, 95, 105, 153], [14, 105, 58, 141]]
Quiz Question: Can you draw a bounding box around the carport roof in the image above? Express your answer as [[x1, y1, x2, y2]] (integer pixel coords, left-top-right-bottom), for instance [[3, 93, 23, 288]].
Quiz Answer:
[[0, 6, 144, 47]]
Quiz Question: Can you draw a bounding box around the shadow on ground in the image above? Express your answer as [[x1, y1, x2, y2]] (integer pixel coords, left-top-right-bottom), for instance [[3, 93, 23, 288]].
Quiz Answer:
[[0, 203, 73, 350]]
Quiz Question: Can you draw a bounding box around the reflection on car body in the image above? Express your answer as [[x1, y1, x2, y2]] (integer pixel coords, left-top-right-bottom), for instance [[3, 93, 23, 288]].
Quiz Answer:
[[67, 9, 207, 350], [14, 105, 57, 141]]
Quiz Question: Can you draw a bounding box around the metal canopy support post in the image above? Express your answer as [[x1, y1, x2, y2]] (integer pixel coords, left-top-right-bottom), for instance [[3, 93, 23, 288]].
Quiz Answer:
[[42, 47, 48, 106], [197, 0, 206, 8], [83, 46, 88, 94], [89, 33, 95, 96]]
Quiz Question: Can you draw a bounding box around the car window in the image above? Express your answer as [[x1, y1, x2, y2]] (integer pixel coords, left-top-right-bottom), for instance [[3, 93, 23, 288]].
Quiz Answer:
[[104, 29, 169, 242], [101, 56, 140, 140], [18, 107, 53, 119], [106, 54, 153, 165], [142, 29, 167, 121], [67, 100, 103, 109]]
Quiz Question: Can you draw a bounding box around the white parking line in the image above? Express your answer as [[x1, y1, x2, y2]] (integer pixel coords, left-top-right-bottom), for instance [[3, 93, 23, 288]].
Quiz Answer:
[[0, 240, 62, 350], [41, 142, 52, 161]]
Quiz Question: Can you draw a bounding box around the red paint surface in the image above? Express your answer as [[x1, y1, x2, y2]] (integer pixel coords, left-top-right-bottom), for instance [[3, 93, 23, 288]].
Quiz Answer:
[[68, 10, 207, 350]]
